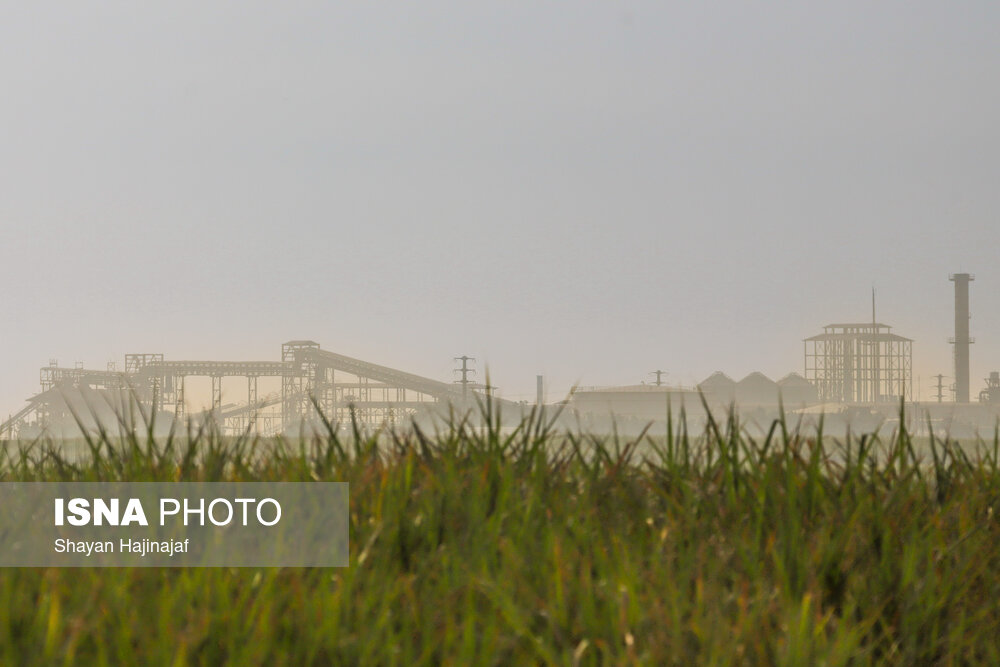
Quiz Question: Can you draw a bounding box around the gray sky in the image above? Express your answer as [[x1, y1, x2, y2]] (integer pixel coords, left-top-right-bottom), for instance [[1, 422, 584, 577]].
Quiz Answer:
[[2, 1, 999, 413]]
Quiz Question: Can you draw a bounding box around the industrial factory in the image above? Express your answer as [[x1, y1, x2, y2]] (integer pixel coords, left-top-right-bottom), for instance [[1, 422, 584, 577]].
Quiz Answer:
[[0, 342, 520, 439], [3, 274, 1000, 439], [569, 273, 999, 436]]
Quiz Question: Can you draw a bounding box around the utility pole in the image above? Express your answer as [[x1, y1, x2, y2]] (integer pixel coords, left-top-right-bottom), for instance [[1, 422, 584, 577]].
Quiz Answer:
[[649, 370, 667, 387], [453, 356, 475, 398], [934, 374, 945, 403]]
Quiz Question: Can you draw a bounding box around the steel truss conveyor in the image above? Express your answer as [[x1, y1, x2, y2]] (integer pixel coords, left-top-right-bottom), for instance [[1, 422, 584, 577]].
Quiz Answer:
[[3, 340, 509, 437]]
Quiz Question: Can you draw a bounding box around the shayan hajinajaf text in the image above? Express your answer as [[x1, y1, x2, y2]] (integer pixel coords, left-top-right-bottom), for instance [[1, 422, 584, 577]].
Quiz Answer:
[[54, 538, 190, 557]]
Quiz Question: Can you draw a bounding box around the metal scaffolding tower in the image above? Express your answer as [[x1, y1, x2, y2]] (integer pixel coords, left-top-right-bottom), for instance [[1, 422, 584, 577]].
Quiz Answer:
[[804, 323, 912, 404]]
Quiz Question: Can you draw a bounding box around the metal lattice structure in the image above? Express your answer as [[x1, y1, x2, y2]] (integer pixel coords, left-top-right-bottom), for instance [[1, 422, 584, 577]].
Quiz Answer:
[[804, 323, 912, 404], [1, 341, 514, 438]]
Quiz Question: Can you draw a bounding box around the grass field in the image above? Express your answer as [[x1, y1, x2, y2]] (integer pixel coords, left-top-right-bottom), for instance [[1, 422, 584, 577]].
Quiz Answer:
[[2, 403, 999, 665]]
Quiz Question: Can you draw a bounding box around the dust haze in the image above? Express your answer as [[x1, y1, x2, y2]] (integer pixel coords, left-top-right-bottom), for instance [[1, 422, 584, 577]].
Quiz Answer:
[[2, 3, 999, 437]]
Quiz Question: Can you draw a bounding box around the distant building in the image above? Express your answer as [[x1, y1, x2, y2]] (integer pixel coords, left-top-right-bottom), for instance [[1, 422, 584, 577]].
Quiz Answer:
[[777, 373, 818, 407], [698, 372, 736, 404], [569, 370, 820, 424], [735, 372, 780, 406], [804, 323, 912, 403], [569, 385, 704, 420]]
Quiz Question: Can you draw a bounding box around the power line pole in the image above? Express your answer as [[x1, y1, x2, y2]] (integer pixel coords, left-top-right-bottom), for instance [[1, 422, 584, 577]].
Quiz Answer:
[[649, 370, 667, 387], [454, 356, 475, 398], [934, 374, 945, 403]]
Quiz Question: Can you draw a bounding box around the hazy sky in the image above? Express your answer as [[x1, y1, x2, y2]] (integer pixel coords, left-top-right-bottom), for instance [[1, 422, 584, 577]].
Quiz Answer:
[[2, 2, 999, 413]]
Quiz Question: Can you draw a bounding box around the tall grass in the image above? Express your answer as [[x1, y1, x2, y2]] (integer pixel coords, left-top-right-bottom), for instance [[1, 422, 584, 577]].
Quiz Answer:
[[1, 401, 999, 665]]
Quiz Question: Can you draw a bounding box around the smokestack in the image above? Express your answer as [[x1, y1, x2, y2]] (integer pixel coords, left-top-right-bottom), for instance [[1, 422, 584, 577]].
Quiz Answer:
[[950, 273, 974, 402], [536, 375, 544, 406]]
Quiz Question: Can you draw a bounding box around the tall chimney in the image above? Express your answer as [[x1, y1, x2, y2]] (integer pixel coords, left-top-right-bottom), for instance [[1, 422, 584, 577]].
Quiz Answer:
[[950, 273, 974, 402], [536, 375, 544, 406]]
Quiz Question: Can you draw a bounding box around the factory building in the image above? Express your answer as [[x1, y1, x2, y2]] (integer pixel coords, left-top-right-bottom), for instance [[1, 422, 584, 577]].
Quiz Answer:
[[571, 370, 819, 422], [777, 373, 819, 407], [804, 323, 913, 404], [735, 372, 779, 406], [697, 372, 735, 404], [568, 384, 705, 421]]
